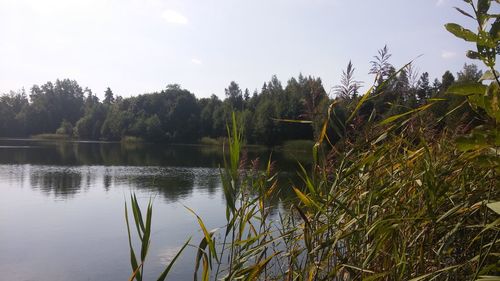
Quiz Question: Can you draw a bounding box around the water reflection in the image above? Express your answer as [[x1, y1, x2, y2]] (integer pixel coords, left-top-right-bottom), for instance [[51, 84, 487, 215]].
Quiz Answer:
[[6, 165, 219, 203], [30, 168, 83, 198], [2, 165, 298, 216], [0, 138, 311, 171], [114, 167, 216, 203], [0, 139, 308, 208], [0, 139, 310, 281]]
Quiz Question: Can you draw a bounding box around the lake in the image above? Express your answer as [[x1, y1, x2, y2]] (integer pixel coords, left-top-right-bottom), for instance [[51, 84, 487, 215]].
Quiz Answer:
[[0, 138, 310, 281]]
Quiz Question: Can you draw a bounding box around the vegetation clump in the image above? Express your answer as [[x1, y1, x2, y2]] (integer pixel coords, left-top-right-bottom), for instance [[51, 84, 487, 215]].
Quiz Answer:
[[126, 1, 499, 280]]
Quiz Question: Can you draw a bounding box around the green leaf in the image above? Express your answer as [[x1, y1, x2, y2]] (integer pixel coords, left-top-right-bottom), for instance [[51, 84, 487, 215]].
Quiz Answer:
[[476, 276, 500, 280], [271, 118, 312, 124], [245, 253, 278, 280], [454, 6, 475, 19], [125, 201, 142, 281], [468, 94, 487, 110], [140, 201, 153, 261], [131, 194, 145, 239], [490, 17, 500, 39], [193, 237, 210, 281], [487, 201, 500, 215], [467, 50, 481, 60], [409, 265, 461, 281], [477, 30, 497, 48], [475, 154, 500, 169], [184, 206, 219, 263], [201, 254, 210, 281], [445, 23, 479, 42], [479, 70, 500, 81], [478, 0, 491, 14], [455, 125, 498, 151], [363, 272, 389, 281], [484, 82, 500, 121], [292, 187, 320, 209], [478, 0, 492, 26], [446, 83, 487, 96], [456, 134, 489, 151], [379, 103, 434, 125]]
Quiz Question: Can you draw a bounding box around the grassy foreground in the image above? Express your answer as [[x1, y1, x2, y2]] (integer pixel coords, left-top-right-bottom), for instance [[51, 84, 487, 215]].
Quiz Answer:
[[125, 109, 499, 280], [124, 2, 499, 280]]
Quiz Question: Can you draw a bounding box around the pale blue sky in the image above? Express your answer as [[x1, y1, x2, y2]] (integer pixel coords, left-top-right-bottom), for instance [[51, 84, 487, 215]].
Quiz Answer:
[[0, 0, 480, 99]]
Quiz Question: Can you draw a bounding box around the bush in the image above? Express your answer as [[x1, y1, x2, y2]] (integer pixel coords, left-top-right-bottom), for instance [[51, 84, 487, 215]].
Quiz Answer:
[[55, 120, 73, 136]]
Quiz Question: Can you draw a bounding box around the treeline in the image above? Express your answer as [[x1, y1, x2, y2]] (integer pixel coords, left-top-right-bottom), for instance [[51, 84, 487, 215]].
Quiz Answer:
[[0, 47, 483, 145]]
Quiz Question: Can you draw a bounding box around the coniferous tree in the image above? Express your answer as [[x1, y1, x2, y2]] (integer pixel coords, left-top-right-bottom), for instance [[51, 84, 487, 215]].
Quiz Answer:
[[416, 72, 431, 103], [441, 71, 456, 91], [225, 81, 243, 111], [456, 63, 482, 82], [104, 87, 115, 105]]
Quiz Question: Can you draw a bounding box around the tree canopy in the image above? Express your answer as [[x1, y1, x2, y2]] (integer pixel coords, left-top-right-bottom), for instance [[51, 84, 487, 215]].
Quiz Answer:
[[0, 51, 484, 146]]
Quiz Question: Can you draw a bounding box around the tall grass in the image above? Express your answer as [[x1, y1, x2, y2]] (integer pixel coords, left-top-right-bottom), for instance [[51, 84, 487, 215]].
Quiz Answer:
[[126, 107, 498, 280], [125, 1, 499, 279], [125, 194, 190, 281]]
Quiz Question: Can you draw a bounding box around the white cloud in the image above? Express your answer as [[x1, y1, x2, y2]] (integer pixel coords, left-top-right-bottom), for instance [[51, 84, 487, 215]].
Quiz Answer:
[[161, 9, 188, 25], [190, 58, 202, 65], [436, 0, 447, 7], [441, 50, 457, 59]]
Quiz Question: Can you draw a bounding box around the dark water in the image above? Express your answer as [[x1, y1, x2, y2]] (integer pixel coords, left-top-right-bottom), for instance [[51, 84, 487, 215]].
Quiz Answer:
[[0, 138, 310, 281]]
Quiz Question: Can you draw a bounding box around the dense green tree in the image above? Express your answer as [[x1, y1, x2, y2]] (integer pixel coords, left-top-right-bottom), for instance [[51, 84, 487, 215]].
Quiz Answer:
[[165, 88, 200, 141], [56, 119, 73, 135], [199, 95, 223, 138], [441, 71, 456, 90], [74, 104, 107, 139], [445, 64, 482, 129], [253, 99, 277, 145], [395, 69, 411, 106], [24, 79, 84, 134], [145, 114, 163, 141], [243, 88, 250, 104], [456, 63, 483, 82], [225, 81, 244, 111], [417, 72, 431, 103], [240, 109, 254, 143], [430, 71, 455, 127], [212, 104, 228, 138], [100, 98, 134, 140], [84, 88, 99, 111], [0, 61, 482, 146], [0, 90, 28, 136], [104, 87, 115, 105]]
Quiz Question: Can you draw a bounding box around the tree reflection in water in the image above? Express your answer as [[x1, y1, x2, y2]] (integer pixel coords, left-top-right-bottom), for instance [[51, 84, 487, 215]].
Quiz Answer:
[[0, 138, 310, 206], [30, 168, 83, 198]]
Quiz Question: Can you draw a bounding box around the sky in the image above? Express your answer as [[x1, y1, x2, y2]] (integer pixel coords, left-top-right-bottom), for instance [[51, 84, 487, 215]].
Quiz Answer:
[[0, 0, 481, 99]]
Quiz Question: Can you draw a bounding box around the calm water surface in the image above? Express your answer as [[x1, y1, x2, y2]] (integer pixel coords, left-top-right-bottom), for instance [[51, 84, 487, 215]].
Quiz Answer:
[[0, 139, 309, 281]]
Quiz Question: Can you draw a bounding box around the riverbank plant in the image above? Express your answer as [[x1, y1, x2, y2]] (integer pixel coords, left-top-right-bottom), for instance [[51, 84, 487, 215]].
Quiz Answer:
[[126, 1, 498, 280], [31, 133, 71, 140]]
